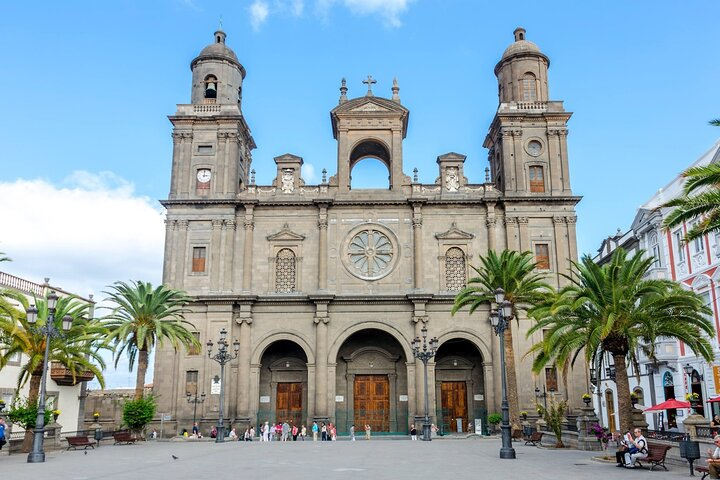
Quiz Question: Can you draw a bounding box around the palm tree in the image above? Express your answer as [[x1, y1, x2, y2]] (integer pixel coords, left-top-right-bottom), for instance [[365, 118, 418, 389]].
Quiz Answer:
[[527, 248, 715, 433], [662, 118, 720, 241], [103, 280, 199, 400], [0, 291, 107, 451], [0, 252, 10, 262], [452, 250, 553, 428]]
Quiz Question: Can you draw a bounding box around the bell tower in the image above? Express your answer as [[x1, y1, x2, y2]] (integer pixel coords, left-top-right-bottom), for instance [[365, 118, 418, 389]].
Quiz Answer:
[[167, 29, 255, 200], [484, 28, 572, 197], [329, 77, 409, 192]]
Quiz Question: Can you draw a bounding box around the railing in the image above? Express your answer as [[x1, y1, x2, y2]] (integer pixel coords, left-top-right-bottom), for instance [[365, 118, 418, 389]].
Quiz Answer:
[[696, 426, 718, 438], [643, 428, 686, 442], [193, 104, 221, 113], [0, 271, 45, 296], [515, 101, 547, 111]]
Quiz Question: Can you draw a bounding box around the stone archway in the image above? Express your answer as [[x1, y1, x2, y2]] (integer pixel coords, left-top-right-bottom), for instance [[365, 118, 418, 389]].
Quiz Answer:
[[334, 329, 409, 434], [434, 338, 486, 435], [257, 340, 309, 430]]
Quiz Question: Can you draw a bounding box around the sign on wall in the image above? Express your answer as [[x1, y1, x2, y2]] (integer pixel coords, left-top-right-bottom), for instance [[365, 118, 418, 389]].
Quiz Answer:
[[259, 396, 270, 403], [211, 378, 221, 395]]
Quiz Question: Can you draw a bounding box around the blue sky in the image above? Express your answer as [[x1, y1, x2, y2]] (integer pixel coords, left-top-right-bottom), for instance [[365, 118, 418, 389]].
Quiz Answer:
[[1, 0, 719, 386]]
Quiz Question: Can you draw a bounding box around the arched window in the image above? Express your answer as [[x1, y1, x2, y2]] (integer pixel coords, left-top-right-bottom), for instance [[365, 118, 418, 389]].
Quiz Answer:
[[275, 248, 296, 293], [204, 75, 218, 99], [522, 73, 537, 101], [445, 247, 466, 291], [633, 387, 644, 406]]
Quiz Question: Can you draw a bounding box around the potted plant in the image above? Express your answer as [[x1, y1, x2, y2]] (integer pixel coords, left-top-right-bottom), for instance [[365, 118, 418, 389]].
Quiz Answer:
[[520, 411, 528, 421], [582, 393, 592, 406], [93, 411, 100, 421], [487, 413, 502, 433], [630, 392, 639, 406], [52, 409, 61, 422]]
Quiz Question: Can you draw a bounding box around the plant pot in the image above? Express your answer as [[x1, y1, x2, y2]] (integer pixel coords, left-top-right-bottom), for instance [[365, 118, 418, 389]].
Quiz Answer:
[[53, 414, 59, 422], [583, 397, 592, 406]]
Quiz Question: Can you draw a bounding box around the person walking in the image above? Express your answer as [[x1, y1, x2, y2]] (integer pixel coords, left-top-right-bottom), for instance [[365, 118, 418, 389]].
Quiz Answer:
[[365, 424, 371, 440], [350, 424, 356, 441], [321, 422, 327, 441], [282, 421, 290, 442], [249, 425, 255, 441], [292, 424, 299, 441], [410, 424, 417, 441], [192, 422, 200, 437], [300, 425, 307, 441], [624, 428, 649, 468], [312, 421, 319, 441]]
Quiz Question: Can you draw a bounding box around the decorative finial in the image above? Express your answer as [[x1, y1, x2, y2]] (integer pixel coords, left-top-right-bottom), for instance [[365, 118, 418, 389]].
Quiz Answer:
[[413, 167, 418, 183], [362, 75, 377, 97], [339, 78, 348, 104], [250, 169, 256, 185], [322, 168, 327, 184], [391, 77, 400, 102], [513, 27, 526, 42], [484, 167, 490, 183], [219, 15, 223, 31]]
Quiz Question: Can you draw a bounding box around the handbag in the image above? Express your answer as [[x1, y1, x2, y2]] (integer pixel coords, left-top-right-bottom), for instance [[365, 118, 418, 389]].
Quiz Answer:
[[628, 445, 639, 455]]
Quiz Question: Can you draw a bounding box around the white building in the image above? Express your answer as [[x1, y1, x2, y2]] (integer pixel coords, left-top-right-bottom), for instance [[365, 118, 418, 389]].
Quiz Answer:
[[593, 139, 720, 432], [0, 271, 95, 434]]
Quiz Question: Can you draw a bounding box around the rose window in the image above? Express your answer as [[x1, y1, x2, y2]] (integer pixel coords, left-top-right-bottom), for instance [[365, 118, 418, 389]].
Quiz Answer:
[[347, 229, 394, 279]]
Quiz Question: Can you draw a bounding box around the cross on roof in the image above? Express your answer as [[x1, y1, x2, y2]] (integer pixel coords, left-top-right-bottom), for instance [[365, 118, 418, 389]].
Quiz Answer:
[[362, 75, 377, 96]]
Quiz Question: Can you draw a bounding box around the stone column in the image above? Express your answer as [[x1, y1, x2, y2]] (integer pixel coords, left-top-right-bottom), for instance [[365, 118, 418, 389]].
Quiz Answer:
[[220, 220, 235, 292], [411, 202, 424, 290], [170, 133, 182, 198], [683, 413, 710, 439], [162, 219, 175, 284], [517, 216, 529, 251], [313, 299, 331, 420], [511, 129, 524, 193], [179, 132, 193, 196], [210, 219, 223, 291], [557, 128, 571, 193], [235, 309, 253, 419], [552, 216, 569, 285], [500, 130, 515, 192], [546, 128, 561, 194], [176, 220, 189, 289], [317, 203, 329, 290], [242, 203, 256, 292], [216, 132, 228, 196], [565, 215, 578, 264], [576, 405, 603, 451], [505, 216, 519, 252], [412, 316, 427, 419], [486, 202, 497, 252], [226, 133, 240, 197]]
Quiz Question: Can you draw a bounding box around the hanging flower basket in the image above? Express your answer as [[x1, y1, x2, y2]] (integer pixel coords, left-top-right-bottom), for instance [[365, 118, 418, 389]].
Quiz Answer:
[[582, 393, 592, 406]]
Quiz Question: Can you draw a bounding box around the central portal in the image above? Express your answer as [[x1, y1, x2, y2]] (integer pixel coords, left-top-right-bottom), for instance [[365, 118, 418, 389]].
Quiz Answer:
[[354, 374, 389, 432], [276, 382, 303, 426], [440, 381, 468, 433]]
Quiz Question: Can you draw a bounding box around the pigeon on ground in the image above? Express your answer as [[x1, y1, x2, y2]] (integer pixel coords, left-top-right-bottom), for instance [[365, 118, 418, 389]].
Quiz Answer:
[[172, 455, 179, 460], [84, 451, 87, 455]]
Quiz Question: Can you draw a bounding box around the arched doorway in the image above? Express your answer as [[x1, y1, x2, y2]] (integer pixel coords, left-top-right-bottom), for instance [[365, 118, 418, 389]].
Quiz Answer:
[[690, 369, 705, 417], [335, 329, 408, 434], [663, 371, 677, 428], [434, 339, 486, 435], [257, 340, 309, 428]]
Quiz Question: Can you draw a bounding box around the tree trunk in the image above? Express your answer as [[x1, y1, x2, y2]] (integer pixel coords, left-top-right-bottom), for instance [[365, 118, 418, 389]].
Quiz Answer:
[[504, 324, 520, 429], [613, 354, 633, 433], [135, 349, 149, 400], [22, 372, 43, 453]]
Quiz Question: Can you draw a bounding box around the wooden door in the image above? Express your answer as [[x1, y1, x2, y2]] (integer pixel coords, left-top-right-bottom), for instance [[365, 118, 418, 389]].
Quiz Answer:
[[276, 382, 303, 426], [354, 375, 390, 432], [440, 382, 468, 433]]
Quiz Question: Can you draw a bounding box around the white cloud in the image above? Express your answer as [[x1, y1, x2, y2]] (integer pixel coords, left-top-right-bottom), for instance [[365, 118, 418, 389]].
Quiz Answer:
[[340, 0, 412, 27], [250, 1, 271, 30], [303, 164, 317, 183], [0, 171, 166, 388]]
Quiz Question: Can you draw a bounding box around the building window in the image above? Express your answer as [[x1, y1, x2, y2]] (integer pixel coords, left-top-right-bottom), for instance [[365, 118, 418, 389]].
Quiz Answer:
[[545, 367, 558, 392], [445, 247, 466, 291], [535, 244, 550, 270], [529, 166, 545, 193], [192, 247, 206, 273], [674, 230, 685, 262], [188, 332, 200, 355], [275, 248, 296, 293], [633, 388, 644, 406], [186, 370, 199, 395], [692, 222, 705, 253], [522, 73, 537, 101]]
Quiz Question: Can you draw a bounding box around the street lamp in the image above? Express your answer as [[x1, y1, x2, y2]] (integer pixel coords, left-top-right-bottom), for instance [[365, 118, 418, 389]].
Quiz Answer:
[[186, 391, 206, 432], [206, 328, 239, 443], [411, 325, 439, 441], [489, 288, 516, 460], [606, 365, 616, 381], [27, 291, 73, 463], [534, 386, 549, 412]]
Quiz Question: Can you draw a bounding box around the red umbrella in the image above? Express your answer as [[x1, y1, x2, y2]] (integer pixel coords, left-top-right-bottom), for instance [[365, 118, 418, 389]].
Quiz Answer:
[[643, 398, 691, 412], [708, 397, 720, 403]]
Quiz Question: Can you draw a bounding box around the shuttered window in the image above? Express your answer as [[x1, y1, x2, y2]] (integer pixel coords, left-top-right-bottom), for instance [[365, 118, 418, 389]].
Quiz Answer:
[[192, 247, 206, 273]]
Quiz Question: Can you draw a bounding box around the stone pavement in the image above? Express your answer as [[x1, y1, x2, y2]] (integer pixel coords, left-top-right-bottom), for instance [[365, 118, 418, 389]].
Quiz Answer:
[[0, 437, 702, 479]]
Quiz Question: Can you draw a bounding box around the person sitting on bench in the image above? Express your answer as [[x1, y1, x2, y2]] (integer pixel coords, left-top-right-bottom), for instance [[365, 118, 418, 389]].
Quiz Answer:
[[624, 428, 648, 469], [706, 435, 720, 478]]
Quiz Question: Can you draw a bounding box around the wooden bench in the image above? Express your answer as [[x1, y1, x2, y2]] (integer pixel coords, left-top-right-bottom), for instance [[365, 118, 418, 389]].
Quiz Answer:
[[635, 443, 671, 471], [512, 429, 523, 441], [523, 431, 543, 446], [695, 465, 709, 480], [113, 432, 138, 445], [66, 436, 96, 450]]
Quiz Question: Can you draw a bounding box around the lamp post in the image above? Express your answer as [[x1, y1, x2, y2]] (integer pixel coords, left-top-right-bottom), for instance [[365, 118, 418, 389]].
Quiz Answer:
[[489, 288, 516, 459], [186, 391, 206, 432], [411, 325, 439, 441], [27, 291, 73, 463], [207, 328, 239, 443], [534, 386, 549, 412]]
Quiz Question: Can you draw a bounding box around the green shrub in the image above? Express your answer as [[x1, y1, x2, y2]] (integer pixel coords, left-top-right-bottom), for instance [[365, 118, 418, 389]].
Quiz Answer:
[[122, 396, 157, 432], [541, 396, 567, 448], [6, 397, 52, 429], [487, 413, 502, 425]]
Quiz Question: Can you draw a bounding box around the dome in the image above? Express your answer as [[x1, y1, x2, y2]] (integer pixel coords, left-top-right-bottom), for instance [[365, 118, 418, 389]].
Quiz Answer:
[[191, 30, 242, 71], [499, 27, 547, 62]]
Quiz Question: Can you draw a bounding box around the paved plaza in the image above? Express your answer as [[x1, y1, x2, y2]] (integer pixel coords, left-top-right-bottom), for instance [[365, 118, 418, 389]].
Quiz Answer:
[[0, 437, 702, 479]]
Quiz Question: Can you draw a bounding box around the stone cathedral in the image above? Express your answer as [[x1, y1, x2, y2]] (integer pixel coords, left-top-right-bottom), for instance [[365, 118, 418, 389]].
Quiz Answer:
[[154, 27, 583, 435]]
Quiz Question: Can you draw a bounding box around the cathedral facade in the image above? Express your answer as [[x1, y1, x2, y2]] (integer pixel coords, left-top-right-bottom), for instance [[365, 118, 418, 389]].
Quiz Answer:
[[154, 27, 582, 435]]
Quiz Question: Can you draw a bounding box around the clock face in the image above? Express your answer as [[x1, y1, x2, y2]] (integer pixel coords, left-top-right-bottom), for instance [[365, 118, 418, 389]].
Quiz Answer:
[[197, 169, 212, 183], [527, 140, 542, 156]]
